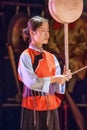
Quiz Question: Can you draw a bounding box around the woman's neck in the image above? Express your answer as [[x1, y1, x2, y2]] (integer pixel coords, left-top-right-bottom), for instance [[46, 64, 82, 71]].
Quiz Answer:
[[30, 42, 43, 52], [30, 42, 43, 49]]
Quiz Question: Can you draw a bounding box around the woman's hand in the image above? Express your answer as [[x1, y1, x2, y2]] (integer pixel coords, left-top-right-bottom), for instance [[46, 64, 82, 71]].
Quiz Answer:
[[63, 66, 72, 81], [50, 66, 72, 84], [51, 74, 72, 84]]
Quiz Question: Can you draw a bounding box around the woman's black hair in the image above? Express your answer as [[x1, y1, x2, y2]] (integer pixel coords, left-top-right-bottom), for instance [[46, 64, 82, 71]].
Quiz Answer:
[[27, 16, 48, 31], [23, 16, 48, 43]]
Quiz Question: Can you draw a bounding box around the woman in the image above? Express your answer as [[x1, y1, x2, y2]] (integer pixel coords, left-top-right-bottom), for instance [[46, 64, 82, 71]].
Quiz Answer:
[[18, 16, 72, 130]]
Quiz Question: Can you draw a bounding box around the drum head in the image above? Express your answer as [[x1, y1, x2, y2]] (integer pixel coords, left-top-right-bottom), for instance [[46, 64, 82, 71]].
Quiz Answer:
[[48, 0, 64, 23], [7, 13, 29, 53], [48, 0, 83, 23]]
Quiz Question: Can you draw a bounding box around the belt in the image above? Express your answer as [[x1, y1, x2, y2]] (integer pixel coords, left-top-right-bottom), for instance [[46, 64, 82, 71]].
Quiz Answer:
[[29, 89, 46, 96]]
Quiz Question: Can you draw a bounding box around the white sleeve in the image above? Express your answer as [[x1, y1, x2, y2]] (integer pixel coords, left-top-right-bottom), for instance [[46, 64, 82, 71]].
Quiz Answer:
[[52, 55, 66, 94]]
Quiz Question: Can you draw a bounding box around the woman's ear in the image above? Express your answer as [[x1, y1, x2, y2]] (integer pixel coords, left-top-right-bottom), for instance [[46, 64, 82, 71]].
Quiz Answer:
[[30, 30, 36, 37]]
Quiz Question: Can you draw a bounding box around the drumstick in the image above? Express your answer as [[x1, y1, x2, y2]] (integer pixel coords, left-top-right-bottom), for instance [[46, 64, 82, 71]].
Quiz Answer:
[[72, 66, 87, 75]]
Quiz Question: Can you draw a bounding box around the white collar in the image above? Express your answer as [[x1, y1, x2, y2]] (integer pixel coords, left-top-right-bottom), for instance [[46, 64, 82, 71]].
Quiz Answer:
[[29, 44, 44, 52]]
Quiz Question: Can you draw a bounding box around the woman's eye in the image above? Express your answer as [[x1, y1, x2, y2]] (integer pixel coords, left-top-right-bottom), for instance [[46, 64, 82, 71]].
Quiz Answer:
[[41, 30, 45, 32], [41, 30, 49, 32]]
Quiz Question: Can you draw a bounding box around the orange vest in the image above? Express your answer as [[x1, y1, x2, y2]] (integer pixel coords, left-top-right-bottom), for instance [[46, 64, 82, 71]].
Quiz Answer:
[[20, 48, 61, 111]]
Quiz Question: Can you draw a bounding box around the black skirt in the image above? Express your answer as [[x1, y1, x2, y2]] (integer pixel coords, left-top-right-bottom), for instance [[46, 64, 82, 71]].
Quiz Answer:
[[20, 107, 60, 130]]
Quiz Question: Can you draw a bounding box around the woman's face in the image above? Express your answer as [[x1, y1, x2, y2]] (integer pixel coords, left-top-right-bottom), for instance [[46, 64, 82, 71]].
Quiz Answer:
[[31, 21, 50, 47]]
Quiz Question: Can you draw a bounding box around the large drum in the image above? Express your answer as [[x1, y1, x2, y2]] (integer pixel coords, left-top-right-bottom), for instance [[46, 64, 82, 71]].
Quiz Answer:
[[7, 13, 29, 54], [48, 0, 83, 23], [48, 0, 83, 69]]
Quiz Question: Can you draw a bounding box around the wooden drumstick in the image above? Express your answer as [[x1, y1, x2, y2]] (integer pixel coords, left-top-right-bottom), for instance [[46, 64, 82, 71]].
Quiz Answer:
[[72, 66, 87, 75]]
